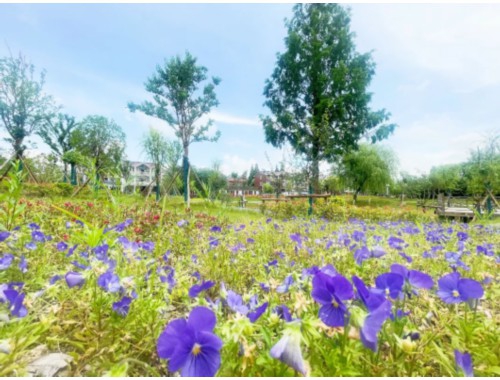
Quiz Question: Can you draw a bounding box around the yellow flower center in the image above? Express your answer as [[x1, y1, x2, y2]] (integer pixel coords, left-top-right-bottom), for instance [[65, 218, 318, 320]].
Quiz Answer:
[[191, 343, 202, 356], [452, 290, 459, 298], [332, 299, 339, 308]]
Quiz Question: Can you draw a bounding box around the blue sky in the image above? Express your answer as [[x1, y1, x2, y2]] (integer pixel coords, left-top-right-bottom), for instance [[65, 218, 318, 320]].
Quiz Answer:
[[1, 3, 499, 176]]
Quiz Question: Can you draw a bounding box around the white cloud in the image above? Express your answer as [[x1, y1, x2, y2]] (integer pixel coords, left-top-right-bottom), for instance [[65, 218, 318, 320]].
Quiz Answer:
[[210, 110, 260, 127], [352, 4, 500, 92], [384, 113, 496, 175]]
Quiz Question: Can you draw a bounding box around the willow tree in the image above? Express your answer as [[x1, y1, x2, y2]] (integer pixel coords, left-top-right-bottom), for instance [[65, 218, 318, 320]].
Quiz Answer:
[[128, 52, 220, 207], [337, 143, 397, 202], [262, 4, 396, 193]]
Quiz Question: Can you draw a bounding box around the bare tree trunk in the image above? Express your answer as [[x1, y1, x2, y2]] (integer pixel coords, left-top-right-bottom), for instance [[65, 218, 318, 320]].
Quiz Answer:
[[183, 144, 190, 208]]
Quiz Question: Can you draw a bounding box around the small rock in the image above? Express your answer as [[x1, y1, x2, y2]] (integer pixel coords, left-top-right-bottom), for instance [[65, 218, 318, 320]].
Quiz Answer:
[[26, 353, 73, 377], [0, 339, 11, 354]]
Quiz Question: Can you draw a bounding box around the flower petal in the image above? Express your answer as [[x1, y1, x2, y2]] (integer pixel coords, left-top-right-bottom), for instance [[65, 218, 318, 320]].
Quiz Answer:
[[187, 306, 216, 332]]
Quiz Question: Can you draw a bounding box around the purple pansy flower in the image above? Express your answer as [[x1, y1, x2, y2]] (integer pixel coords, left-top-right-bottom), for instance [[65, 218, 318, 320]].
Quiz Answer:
[[65, 271, 85, 288], [49, 275, 63, 285], [270, 324, 306, 375], [19, 255, 27, 273], [374, 273, 404, 299], [352, 276, 386, 312], [3, 289, 28, 318], [390, 264, 434, 294], [0, 254, 14, 270], [276, 275, 294, 294], [437, 272, 483, 304], [455, 350, 474, 377], [157, 306, 222, 377], [360, 300, 392, 352], [188, 280, 215, 298], [56, 242, 68, 252], [226, 290, 249, 315], [311, 272, 354, 327], [113, 296, 132, 317], [274, 305, 293, 322], [248, 302, 268, 323], [98, 271, 121, 293], [0, 231, 10, 242]]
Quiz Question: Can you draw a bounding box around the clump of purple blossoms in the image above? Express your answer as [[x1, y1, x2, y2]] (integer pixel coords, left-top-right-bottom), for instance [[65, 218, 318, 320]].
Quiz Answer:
[[157, 306, 222, 377]]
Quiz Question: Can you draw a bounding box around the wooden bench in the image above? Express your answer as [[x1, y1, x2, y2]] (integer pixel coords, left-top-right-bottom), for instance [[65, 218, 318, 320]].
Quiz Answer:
[[285, 194, 331, 200], [261, 197, 290, 204]]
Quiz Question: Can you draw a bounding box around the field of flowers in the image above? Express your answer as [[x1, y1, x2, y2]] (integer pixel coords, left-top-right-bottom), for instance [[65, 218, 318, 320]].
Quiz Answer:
[[0, 198, 499, 377]]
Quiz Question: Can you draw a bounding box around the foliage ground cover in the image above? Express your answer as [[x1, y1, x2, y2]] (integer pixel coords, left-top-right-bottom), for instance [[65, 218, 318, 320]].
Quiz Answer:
[[0, 197, 499, 376]]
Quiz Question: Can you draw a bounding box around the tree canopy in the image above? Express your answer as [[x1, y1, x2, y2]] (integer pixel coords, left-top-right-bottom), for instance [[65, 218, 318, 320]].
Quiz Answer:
[[337, 144, 397, 201], [37, 113, 79, 182], [0, 52, 56, 159], [71, 115, 126, 176], [262, 4, 396, 192], [128, 52, 221, 207]]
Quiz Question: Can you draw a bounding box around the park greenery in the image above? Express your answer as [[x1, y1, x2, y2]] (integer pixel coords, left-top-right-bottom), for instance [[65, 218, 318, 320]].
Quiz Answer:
[[0, 3, 499, 378]]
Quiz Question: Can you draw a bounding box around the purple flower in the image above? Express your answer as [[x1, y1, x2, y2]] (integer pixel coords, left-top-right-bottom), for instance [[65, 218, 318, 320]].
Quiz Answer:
[[177, 219, 188, 227], [49, 275, 62, 285], [94, 244, 109, 260], [157, 306, 222, 377], [390, 264, 434, 292], [113, 296, 132, 317], [276, 275, 294, 294], [270, 325, 306, 375], [66, 244, 78, 257], [0, 254, 14, 270], [374, 273, 404, 299], [56, 242, 68, 252], [352, 230, 365, 243], [98, 271, 121, 293], [311, 272, 354, 327], [141, 241, 155, 252], [31, 230, 47, 242], [454, 350, 473, 377], [259, 282, 270, 292], [388, 236, 406, 250], [437, 272, 484, 304], [476, 244, 494, 257], [160, 266, 176, 291], [274, 305, 293, 322], [352, 276, 386, 312], [210, 225, 221, 233], [0, 231, 10, 242], [3, 289, 28, 318], [19, 255, 27, 273], [189, 280, 215, 298], [289, 233, 303, 247], [226, 290, 249, 315], [28, 222, 40, 230], [457, 232, 469, 242], [25, 242, 36, 250], [65, 271, 85, 288], [354, 246, 371, 265], [360, 300, 392, 352], [248, 302, 268, 323]]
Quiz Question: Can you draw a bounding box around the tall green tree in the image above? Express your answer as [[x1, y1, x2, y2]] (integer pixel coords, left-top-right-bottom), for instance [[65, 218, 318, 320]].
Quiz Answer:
[[337, 144, 397, 202], [262, 4, 396, 193], [37, 113, 79, 183], [71, 115, 126, 184], [142, 128, 169, 201], [128, 52, 221, 207], [0, 52, 56, 161], [463, 135, 500, 197]]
